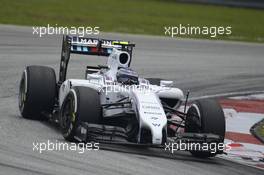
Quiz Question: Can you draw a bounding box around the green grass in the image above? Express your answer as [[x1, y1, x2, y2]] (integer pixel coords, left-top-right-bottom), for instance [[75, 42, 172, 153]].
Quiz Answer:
[[0, 0, 264, 42], [252, 119, 264, 143], [256, 123, 264, 138]]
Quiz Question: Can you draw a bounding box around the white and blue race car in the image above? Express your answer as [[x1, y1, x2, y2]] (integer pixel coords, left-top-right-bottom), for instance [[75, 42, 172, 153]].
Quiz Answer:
[[19, 35, 226, 157]]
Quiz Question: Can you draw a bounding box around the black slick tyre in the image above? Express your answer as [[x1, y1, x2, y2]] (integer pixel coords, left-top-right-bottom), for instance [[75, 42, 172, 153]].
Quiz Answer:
[[19, 66, 56, 120], [59, 86, 101, 142], [185, 99, 226, 158]]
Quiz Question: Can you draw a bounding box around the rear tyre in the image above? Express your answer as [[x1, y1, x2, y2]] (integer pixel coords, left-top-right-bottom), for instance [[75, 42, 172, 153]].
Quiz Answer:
[[19, 66, 56, 120], [185, 99, 225, 158], [59, 86, 101, 142]]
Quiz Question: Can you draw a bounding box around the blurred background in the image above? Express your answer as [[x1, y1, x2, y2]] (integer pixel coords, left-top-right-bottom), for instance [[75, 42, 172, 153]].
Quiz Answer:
[[0, 0, 263, 42]]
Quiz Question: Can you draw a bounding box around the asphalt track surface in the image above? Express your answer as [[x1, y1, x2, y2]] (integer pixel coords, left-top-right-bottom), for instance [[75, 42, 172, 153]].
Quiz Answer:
[[0, 25, 263, 175]]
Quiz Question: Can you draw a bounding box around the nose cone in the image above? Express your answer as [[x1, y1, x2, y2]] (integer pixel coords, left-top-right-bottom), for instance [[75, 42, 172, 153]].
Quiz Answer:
[[132, 90, 167, 145]]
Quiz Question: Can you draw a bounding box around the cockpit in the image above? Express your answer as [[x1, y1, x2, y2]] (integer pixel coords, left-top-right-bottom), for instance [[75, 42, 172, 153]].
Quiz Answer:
[[116, 68, 139, 85]]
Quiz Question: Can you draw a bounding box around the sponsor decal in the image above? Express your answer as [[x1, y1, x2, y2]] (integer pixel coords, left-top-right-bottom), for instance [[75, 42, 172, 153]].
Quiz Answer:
[[142, 105, 160, 110]]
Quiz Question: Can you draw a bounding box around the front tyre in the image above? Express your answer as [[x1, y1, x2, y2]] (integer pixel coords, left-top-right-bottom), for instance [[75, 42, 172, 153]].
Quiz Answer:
[[185, 99, 226, 158], [59, 86, 101, 142]]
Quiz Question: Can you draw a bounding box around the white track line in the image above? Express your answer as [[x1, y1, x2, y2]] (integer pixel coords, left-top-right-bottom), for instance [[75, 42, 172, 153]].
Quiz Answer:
[[190, 91, 264, 101]]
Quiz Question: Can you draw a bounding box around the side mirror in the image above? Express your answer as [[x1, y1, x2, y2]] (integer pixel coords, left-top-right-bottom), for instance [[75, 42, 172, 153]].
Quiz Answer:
[[160, 80, 173, 87]]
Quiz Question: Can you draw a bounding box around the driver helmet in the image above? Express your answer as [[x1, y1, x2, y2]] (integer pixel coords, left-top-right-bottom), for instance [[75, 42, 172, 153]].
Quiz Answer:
[[116, 68, 139, 85]]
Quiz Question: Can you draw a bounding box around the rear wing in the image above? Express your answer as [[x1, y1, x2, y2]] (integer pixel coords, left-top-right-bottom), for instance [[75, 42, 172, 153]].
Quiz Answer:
[[59, 35, 135, 84], [70, 36, 134, 56]]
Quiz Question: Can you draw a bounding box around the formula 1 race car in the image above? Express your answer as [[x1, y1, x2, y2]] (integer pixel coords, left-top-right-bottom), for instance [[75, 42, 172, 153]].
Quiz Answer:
[[19, 35, 226, 157]]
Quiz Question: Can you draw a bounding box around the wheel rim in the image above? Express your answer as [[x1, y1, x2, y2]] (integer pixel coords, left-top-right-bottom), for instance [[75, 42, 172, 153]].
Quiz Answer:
[[19, 73, 26, 112], [186, 104, 202, 133], [61, 95, 75, 133]]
